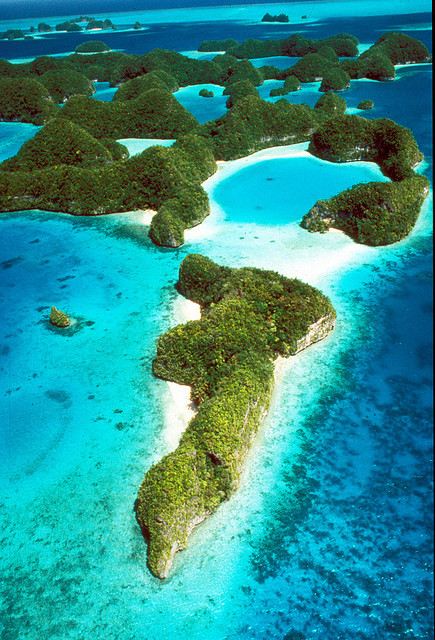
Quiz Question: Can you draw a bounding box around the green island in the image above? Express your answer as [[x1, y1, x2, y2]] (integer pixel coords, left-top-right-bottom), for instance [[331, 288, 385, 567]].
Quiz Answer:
[[0, 30, 430, 249], [198, 88, 214, 98], [261, 13, 290, 23], [0, 29, 27, 40], [135, 254, 336, 578], [75, 41, 111, 54], [301, 114, 430, 244], [357, 99, 374, 110]]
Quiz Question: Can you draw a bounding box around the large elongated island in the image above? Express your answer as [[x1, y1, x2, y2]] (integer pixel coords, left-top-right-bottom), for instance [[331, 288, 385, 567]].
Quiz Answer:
[[135, 254, 336, 578]]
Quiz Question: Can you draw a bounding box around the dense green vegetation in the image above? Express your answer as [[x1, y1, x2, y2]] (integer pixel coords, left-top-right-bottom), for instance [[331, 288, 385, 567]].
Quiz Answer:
[[0, 77, 59, 124], [56, 21, 83, 32], [0, 29, 26, 40], [38, 23, 53, 33], [309, 115, 423, 180], [39, 69, 95, 102], [136, 254, 336, 577], [223, 79, 259, 108], [149, 183, 210, 247], [301, 175, 429, 245], [0, 30, 429, 249], [270, 74, 301, 97], [222, 33, 359, 60], [304, 112, 428, 244], [194, 95, 318, 160], [340, 31, 431, 81], [75, 41, 111, 53], [86, 19, 116, 30], [140, 49, 224, 87], [58, 89, 199, 139], [112, 71, 179, 100], [199, 88, 214, 98], [317, 45, 339, 63], [319, 67, 350, 92], [261, 13, 289, 23], [0, 133, 216, 245], [0, 118, 115, 171], [313, 92, 347, 121], [198, 39, 239, 52], [280, 52, 335, 82], [357, 99, 374, 110]]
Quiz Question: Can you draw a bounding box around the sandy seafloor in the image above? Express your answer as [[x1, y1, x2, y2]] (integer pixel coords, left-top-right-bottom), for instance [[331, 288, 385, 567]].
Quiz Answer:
[[0, 1, 433, 639]]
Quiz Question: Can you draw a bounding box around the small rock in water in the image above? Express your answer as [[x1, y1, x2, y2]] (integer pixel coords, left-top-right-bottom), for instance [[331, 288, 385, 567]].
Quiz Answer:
[[49, 306, 71, 328]]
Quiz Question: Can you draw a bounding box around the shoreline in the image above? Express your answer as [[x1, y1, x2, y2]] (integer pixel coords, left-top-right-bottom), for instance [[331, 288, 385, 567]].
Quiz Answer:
[[163, 296, 201, 447]]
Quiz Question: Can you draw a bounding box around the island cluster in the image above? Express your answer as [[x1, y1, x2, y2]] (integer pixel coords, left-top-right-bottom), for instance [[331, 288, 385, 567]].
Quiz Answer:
[[0, 26, 431, 577]]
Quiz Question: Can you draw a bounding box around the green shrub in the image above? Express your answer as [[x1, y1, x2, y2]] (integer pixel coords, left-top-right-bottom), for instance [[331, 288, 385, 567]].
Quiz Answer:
[[199, 88, 214, 98], [373, 31, 431, 64], [222, 59, 264, 87], [56, 21, 83, 32], [195, 95, 317, 160], [317, 45, 339, 63], [112, 71, 178, 101], [270, 75, 301, 97], [148, 209, 185, 247], [198, 39, 239, 52], [228, 33, 358, 60], [280, 53, 336, 82], [309, 115, 423, 179], [140, 49, 224, 86], [261, 13, 289, 23], [0, 30, 25, 40], [58, 89, 198, 139], [313, 91, 347, 121], [38, 23, 53, 33]]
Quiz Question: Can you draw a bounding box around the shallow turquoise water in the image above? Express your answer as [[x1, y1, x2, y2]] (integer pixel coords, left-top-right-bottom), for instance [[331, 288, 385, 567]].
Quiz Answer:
[[0, 2, 432, 639], [212, 155, 389, 225]]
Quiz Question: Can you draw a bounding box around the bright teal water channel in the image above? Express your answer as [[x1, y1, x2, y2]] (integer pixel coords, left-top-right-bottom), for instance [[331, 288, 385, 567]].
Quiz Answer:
[[212, 155, 389, 224]]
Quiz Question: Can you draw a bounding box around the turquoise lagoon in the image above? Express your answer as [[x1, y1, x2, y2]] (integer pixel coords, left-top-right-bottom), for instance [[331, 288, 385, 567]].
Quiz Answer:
[[0, 2, 432, 639]]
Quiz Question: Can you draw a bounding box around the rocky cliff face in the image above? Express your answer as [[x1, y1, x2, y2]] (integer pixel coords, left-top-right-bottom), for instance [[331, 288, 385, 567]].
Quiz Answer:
[[295, 313, 336, 353], [136, 393, 271, 579]]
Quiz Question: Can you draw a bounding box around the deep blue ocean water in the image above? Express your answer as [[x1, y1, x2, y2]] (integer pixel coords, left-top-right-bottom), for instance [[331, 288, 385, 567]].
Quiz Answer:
[[0, 2, 432, 639]]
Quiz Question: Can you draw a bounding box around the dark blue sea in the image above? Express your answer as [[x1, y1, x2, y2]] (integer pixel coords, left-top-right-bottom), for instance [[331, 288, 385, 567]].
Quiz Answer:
[[0, 2, 432, 639]]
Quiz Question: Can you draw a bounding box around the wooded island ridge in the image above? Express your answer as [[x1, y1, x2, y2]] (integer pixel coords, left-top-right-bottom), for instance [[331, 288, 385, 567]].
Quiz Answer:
[[0, 31, 430, 248]]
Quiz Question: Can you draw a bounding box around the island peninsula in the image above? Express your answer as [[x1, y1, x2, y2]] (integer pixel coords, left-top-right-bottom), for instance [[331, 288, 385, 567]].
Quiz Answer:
[[135, 254, 336, 578]]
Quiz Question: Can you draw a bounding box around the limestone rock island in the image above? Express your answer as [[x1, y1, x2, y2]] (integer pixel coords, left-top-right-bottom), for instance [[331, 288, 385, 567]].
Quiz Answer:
[[135, 255, 336, 578]]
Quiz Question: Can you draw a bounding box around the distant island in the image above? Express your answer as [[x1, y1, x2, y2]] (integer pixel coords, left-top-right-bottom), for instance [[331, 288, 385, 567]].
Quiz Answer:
[[261, 13, 290, 23], [135, 254, 336, 578]]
